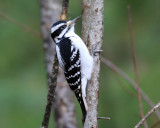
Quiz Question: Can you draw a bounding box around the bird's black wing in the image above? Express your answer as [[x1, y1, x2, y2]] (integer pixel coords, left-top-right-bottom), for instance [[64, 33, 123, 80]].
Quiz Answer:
[[58, 37, 81, 90], [58, 37, 87, 120]]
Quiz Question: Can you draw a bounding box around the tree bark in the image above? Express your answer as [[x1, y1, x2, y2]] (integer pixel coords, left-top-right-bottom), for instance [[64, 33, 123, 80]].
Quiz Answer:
[[39, 0, 77, 128], [39, 0, 61, 79], [81, 0, 104, 128], [54, 69, 77, 128]]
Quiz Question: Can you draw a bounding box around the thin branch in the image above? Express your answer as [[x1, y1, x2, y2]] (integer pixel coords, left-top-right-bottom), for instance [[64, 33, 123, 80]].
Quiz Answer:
[[127, 5, 148, 128], [41, 57, 59, 128], [0, 11, 41, 37], [101, 57, 160, 120], [113, 72, 136, 98], [97, 117, 111, 120], [134, 102, 160, 128], [60, 0, 69, 20]]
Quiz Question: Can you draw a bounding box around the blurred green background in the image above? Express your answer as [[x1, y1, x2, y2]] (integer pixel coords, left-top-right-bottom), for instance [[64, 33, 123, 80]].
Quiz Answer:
[[0, 0, 160, 128]]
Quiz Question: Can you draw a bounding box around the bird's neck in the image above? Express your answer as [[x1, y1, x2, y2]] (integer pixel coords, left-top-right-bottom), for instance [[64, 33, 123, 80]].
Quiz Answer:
[[55, 29, 76, 43], [65, 30, 76, 38]]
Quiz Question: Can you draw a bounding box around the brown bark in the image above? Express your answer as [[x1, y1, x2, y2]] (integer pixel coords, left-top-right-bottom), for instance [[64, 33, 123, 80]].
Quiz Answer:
[[39, 0, 61, 127], [54, 69, 77, 128], [81, 0, 104, 128], [39, 0, 61, 79], [39, 0, 77, 128]]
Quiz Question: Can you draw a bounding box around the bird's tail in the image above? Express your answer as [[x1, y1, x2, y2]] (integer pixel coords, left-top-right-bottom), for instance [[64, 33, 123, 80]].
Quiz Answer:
[[74, 88, 88, 123]]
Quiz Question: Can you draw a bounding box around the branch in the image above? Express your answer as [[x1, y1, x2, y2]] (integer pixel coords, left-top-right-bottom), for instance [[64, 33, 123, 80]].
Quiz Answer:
[[151, 120, 160, 128], [60, 0, 69, 20], [82, 0, 104, 127], [101, 57, 160, 120], [134, 102, 160, 128], [113, 72, 136, 98], [41, 57, 59, 128], [127, 5, 148, 128], [97, 117, 111, 120], [0, 11, 41, 37], [39, 0, 62, 127]]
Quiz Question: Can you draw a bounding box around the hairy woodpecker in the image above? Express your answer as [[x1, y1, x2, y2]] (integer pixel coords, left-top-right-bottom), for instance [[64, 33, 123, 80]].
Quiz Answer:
[[50, 16, 93, 121]]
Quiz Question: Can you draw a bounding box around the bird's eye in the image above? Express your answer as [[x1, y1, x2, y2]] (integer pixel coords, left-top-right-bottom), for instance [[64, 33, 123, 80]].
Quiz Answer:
[[60, 26, 66, 30]]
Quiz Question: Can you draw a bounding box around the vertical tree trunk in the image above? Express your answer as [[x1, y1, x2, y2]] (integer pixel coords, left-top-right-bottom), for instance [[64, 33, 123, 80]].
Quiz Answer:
[[54, 69, 77, 128], [39, 0, 61, 79], [81, 0, 104, 128], [39, 0, 77, 127]]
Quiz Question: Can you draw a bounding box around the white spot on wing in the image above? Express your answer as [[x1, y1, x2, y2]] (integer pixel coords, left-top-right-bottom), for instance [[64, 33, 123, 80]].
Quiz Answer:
[[70, 48, 77, 61]]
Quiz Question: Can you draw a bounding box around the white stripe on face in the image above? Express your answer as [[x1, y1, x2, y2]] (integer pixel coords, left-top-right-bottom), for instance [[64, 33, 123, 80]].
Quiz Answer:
[[58, 27, 68, 38], [51, 23, 65, 33]]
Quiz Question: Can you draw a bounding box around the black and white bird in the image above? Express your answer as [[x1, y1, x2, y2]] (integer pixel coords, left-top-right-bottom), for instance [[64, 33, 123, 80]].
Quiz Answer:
[[50, 16, 93, 121]]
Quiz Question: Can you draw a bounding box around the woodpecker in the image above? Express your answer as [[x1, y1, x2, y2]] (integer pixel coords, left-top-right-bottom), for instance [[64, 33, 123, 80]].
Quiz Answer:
[[50, 16, 93, 122]]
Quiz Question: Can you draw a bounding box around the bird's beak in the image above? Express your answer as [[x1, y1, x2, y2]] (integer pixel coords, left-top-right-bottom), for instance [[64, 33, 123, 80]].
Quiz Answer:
[[67, 16, 81, 27]]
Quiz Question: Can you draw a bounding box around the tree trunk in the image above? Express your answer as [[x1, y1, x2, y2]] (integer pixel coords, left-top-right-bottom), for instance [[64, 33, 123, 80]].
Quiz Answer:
[[39, 0, 61, 78], [54, 69, 77, 128], [39, 0, 77, 127], [81, 0, 104, 128]]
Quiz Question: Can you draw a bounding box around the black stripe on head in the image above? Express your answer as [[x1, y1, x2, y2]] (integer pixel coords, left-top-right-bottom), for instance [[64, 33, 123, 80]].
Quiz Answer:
[[51, 20, 66, 28], [51, 20, 67, 39], [51, 27, 62, 39]]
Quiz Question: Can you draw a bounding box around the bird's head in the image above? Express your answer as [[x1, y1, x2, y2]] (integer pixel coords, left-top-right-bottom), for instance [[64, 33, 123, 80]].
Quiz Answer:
[[51, 16, 80, 41]]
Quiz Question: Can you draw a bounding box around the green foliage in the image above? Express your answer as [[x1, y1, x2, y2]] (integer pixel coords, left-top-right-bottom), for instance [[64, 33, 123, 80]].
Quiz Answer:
[[0, 0, 160, 127]]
